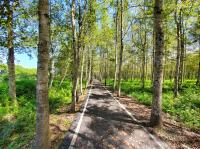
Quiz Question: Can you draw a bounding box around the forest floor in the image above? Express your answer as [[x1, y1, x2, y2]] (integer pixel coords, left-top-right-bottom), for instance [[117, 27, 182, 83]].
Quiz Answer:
[[60, 80, 169, 149]]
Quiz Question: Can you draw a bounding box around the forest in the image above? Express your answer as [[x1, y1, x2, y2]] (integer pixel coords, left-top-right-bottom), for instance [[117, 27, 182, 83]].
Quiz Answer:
[[0, 0, 200, 148]]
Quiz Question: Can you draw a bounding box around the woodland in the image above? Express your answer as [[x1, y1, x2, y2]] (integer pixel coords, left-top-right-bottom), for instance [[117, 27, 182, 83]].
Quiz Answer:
[[0, 0, 200, 148]]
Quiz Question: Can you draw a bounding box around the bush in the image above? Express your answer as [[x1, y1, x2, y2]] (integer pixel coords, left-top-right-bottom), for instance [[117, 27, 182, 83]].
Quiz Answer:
[[16, 79, 36, 99], [49, 80, 72, 113]]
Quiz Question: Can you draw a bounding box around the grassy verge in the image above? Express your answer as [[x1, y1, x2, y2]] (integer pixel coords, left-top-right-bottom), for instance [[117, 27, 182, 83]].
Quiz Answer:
[[0, 72, 72, 148], [106, 79, 200, 130]]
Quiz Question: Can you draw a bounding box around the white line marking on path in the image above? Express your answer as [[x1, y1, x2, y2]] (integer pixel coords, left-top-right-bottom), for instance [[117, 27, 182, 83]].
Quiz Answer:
[[103, 86, 167, 149], [68, 85, 92, 149]]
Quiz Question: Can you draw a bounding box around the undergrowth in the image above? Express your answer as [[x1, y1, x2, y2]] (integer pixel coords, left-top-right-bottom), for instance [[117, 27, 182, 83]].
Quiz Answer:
[[0, 72, 72, 148]]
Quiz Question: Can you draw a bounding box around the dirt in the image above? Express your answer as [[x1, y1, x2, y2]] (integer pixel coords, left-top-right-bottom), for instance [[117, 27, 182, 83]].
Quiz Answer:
[[50, 92, 87, 149]]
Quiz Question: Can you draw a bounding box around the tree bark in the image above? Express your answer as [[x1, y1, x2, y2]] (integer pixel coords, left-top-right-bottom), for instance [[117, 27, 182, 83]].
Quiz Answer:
[[151, 29, 155, 83], [80, 47, 85, 95], [179, 9, 185, 87], [48, 1, 54, 89], [71, 0, 78, 112], [104, 51, 107, 86], [150, 0, 164, 127], [196, 36, 200, 86], [141, 0, 147, 90], [174, 0, 181, 97], [114, 0, 118, 91], [117, 0, 123, 97], [141, 31, 146, 90], [86, 46, 92, 87], [35, 0, 50, 148], [6, 1, 16, 101]]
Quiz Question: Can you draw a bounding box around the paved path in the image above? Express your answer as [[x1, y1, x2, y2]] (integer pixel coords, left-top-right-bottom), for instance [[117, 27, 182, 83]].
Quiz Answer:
[[60, 80, 169, 149]]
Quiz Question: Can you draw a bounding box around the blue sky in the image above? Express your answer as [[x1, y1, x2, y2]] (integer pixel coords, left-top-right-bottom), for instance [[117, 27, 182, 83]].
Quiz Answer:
[[15, 53, 37, 68]]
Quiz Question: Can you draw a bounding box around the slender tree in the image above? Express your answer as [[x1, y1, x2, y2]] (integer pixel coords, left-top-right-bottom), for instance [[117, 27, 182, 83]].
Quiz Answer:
[[71, 0, 79, 112], [174, 0, 181, 97], [6, 1, 16, 101], [48, 0, 54, 89], [117, 0, 123, 97], [179, 8, 185, 87], [197, 36, 200, 86], [35, 0, 50, 148], [150, 0, 164, 127], [114, 0, 119, 90]]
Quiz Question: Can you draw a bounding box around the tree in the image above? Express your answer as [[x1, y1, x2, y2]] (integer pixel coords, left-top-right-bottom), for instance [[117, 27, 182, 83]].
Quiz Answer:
[[35, 0, 50, 148], [117, 0, 123, 97], [6, 1, 16, 101], [197, 35, 200, 86], [150, 0, 164, 127], [114, 0, 119, 90], [71, 0, 78, 112], [174, 0, 181, 97]]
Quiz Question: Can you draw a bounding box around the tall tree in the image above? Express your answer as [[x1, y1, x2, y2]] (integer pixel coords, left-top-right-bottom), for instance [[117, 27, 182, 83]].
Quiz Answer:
[[117, 0, 123, 97], [114, 0, 119, 90], [150, 0, 164, 127], [179, 8, 185, 87], [71, 0, 78, 112], [48, 0, 54, 89], [174, 0, 181, 97], [197, 36, 200, 86], [35, 0, 50, 148], [196, 11, 200, 86], [6, 1, 16, 101]]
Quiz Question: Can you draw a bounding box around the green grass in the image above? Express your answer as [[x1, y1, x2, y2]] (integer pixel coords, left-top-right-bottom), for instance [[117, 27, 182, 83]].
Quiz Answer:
[[0, 66, 72, 148], [107, 79, 200, 130]]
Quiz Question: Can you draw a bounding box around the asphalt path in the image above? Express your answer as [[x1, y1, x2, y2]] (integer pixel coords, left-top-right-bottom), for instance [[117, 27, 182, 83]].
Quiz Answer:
[[60, 80, 169, 149]]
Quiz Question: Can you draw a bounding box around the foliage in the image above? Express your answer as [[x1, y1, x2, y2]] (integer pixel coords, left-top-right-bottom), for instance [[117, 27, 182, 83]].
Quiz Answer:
[[0, 66, 72, 148]]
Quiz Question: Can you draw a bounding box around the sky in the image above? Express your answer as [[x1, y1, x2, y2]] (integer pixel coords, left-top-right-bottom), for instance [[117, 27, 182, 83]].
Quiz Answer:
[[15, 53, 37, 68]]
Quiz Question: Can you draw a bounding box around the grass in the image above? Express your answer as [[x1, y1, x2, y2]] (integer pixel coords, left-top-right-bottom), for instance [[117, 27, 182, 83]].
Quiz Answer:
[[107, 79, 200, 130], [0, 67, 72, 148]]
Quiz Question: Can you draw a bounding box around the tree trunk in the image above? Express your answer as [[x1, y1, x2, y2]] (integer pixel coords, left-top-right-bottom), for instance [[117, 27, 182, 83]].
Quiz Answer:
[[59, 66, 68, 87], [91, 49, 94, 83], [114, 0, 118, 91], [85, 47, 88, 87], [80, 47, 85, 95], [141, 31, 146, 90], [48, 1, 54, 89], [48, 55, 55, 88], [150, 0, 164, 127], [174, 0, 181, 98], [196, 36, 200, 86], [86, 46, 91, 87], [179, 9, 184, 87], [117, 0, 123, 97], [71, 0, 78, 112], [151, 29, 155, 83], [6, 1, 16, 101], [104, 51, 107, 86], [141, 1, 147, 90], [35, 0, 50, 148]]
